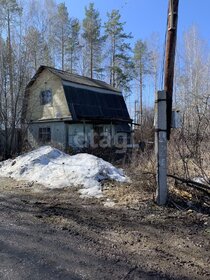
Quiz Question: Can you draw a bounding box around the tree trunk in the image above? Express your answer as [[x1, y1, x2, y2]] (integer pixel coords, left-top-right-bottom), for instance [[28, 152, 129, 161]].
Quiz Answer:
[[112, 36, 116, 87], [61, 26, 64, 70], [90, 39, 93, 78], [8, 10, 14, 117], [140, 68, 143, 127], [7, 9, 14, 157], [70, 49, 73, 73]]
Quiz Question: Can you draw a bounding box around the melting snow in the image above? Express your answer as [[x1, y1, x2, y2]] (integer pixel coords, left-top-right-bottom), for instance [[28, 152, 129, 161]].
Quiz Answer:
[[0, 146, 129, 197]]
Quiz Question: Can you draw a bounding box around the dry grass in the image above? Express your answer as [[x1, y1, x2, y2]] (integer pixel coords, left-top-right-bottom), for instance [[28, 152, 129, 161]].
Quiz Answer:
[[102, 135, 210, 212]]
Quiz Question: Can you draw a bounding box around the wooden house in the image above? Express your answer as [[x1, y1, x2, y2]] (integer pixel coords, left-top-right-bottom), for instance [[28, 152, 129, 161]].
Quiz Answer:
[[25, 65, 132, 150]]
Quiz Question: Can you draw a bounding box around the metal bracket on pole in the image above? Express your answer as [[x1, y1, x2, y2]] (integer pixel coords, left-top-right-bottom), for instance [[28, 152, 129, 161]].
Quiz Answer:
[[155, 91, 168, 205]]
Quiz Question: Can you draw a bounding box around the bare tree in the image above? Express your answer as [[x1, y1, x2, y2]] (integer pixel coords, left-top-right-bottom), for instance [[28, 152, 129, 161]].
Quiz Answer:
[[171, 26, 210, 182]]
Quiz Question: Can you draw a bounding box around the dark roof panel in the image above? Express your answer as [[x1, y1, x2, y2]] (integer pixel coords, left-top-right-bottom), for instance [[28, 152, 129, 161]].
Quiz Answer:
[[63, 85, 131, 122]]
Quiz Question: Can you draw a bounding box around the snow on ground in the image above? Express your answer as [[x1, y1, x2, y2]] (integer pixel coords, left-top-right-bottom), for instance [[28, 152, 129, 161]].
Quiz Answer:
[[0, 146, 129, 197]]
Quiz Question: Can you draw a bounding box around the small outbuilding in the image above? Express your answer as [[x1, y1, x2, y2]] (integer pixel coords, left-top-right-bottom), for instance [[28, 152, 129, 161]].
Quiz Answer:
[[25, 65, 132, 150]]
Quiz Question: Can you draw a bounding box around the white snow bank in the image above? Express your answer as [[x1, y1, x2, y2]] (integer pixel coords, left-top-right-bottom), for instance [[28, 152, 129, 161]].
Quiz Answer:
[[0, 146, 129, 197]]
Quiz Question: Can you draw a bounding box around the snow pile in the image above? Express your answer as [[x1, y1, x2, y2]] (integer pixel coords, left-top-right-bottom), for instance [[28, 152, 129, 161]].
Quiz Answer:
[[0, 146, 128, 197]]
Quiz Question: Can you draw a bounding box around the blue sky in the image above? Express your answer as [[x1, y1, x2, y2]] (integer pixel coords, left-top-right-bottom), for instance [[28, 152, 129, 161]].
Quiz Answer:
[[57, 0, 210, 47]]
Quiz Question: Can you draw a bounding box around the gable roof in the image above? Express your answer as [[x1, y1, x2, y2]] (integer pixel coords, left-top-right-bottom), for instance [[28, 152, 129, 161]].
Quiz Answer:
[[26, 65, 131, 122], [26, 65, 121, 93]]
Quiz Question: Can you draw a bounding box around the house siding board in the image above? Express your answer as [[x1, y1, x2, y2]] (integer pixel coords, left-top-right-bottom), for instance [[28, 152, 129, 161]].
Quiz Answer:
[[115, 123, 131, 133], [28, 122, 66, 149], [67, 123, 131, 147], [68, 123, 93, 148], [28, 121, 130, 149], [63, 85, 131, 121], [26, 69, 71, 121]]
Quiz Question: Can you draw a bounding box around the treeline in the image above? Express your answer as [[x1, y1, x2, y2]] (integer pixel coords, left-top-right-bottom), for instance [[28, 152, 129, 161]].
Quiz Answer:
[[0, 0, 209, 170], [0, 0, 159, 92]]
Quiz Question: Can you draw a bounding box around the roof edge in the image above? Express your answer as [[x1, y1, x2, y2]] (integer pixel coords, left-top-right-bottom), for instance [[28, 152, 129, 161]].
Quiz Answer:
[[26, 65, 122, 93]]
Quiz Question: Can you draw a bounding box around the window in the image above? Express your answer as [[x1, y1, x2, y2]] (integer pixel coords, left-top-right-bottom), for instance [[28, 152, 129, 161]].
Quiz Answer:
[[40, 90, 52, 105], [39, 127, 51, 142]]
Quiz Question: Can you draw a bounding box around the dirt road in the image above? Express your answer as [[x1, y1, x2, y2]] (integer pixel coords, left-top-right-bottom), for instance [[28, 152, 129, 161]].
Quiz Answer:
[[0, 177, 209, 280]]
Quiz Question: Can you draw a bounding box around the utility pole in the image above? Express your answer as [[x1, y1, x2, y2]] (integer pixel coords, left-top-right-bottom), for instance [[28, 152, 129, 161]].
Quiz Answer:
[[155, 0, 179, 205], [164, 0, 179, 140]]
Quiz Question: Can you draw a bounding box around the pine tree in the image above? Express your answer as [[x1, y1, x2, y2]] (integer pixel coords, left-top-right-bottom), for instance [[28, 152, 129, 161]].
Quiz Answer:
[[82, 3, 104, 78], [66, 18, 81, 73], [53, 3, 71, 70], [133, 40, 152, 125], [24, 26, 42, 71], [104, 9, 133, 93]]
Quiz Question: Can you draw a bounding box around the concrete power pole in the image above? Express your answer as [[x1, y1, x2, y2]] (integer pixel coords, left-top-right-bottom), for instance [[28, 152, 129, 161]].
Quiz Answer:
[[155, 90, 167, 205], [155, 0, 179, 205]]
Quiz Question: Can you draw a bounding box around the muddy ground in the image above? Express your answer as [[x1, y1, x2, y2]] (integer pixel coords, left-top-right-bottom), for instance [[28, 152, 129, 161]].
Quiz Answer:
[[0, 176, 210, 280]]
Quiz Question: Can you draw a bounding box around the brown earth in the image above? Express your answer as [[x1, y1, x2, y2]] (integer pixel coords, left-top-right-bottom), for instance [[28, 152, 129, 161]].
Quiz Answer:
[[0, 176, 210, 280]]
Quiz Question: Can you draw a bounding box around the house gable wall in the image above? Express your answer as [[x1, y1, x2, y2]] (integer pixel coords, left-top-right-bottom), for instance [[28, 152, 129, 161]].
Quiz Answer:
[[26, 69, 71, 121]]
